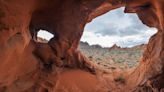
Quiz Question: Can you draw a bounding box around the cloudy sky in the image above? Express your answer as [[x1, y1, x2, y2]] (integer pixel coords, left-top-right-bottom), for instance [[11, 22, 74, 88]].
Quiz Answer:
[[38, 7, 157, 48], [81, 7, 157, 47], [38, 30, 54, 40]]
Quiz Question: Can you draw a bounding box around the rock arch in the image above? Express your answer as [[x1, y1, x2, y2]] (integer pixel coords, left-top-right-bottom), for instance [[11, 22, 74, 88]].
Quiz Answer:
[[0, 0, 164, 91]]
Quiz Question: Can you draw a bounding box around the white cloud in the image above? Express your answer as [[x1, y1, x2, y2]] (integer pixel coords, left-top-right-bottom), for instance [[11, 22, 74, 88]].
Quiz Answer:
[[37, 30, 54, 41], [37, 7, 158, 48], [81, 29, 157, 48], [81, 7, 158, 47], [81, 31, 120, 47]]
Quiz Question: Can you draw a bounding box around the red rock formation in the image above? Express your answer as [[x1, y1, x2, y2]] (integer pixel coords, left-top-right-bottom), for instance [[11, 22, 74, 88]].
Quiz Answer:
[[0, 0, 164, 92], [124, 0, 164, 91]]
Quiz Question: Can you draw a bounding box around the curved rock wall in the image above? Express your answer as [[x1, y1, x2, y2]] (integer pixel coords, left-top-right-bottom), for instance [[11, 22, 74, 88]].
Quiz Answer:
[[124, 0, 164, 91]]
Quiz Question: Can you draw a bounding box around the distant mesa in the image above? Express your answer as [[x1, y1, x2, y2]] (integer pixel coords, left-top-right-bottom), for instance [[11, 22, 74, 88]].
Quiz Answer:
[[79, 41, 102, 49], [108, 44, 121, 50], [79, 41, 146, 50], [37, 37, 48, 43]]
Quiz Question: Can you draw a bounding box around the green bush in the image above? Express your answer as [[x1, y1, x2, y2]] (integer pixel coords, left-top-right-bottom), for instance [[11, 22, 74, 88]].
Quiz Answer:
[[88, 56, 93, 59], [97, 58, 102, 60], [114, 75, 126, 84]]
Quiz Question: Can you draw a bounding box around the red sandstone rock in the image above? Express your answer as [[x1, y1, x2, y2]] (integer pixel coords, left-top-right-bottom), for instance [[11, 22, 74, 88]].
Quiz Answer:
[[0, 0, 164, 92]]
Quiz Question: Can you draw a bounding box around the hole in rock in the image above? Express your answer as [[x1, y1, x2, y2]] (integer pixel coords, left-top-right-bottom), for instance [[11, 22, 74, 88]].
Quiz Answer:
[[37, 30, 54, 43], [79, 7, 157, 73]]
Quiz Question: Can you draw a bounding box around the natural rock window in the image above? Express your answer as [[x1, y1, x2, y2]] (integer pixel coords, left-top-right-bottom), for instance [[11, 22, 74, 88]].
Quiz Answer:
[[1, 0, 164, 91], [79, 7, 157, 72], [37, 30, 54, 43]]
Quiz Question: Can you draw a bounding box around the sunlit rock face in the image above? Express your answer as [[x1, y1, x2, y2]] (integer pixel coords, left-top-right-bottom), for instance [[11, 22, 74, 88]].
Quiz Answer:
[[124, 0, 164, 91], [0, 0, 164, 92]]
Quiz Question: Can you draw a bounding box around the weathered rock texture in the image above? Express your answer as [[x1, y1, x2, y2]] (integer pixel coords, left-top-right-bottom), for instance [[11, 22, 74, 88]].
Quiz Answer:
[[0, 0, 164, 92]]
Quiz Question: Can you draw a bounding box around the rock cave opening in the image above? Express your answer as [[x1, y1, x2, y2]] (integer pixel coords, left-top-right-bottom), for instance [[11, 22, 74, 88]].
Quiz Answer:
[[1, 0, 164, 91], [79, 7, 158, 73], [37, 29, 54, 43]]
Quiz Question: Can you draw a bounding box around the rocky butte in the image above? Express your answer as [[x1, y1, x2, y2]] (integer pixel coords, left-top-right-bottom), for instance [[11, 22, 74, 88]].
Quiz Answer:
[[0, 0, 164, 92]]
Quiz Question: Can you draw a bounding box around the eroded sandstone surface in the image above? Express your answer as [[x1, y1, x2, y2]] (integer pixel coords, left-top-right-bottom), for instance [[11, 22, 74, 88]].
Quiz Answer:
[[0, 0, 164, 92]]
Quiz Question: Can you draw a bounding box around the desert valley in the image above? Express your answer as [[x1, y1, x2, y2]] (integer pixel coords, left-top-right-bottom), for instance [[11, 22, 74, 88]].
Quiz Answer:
[[0, 0, 164, 92]]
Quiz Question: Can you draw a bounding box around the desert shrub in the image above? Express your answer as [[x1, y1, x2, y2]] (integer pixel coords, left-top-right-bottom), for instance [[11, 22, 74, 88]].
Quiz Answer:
[[116, 58, 125, 63], [114, 75, 126, 84], [128, 53, 133, 56], [88, 56, 93, 59], [97, 58, 102, 60]]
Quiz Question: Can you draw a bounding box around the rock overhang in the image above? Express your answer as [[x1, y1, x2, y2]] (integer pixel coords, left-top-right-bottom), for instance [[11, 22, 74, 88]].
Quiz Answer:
[[0, 0, 164, 91]]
